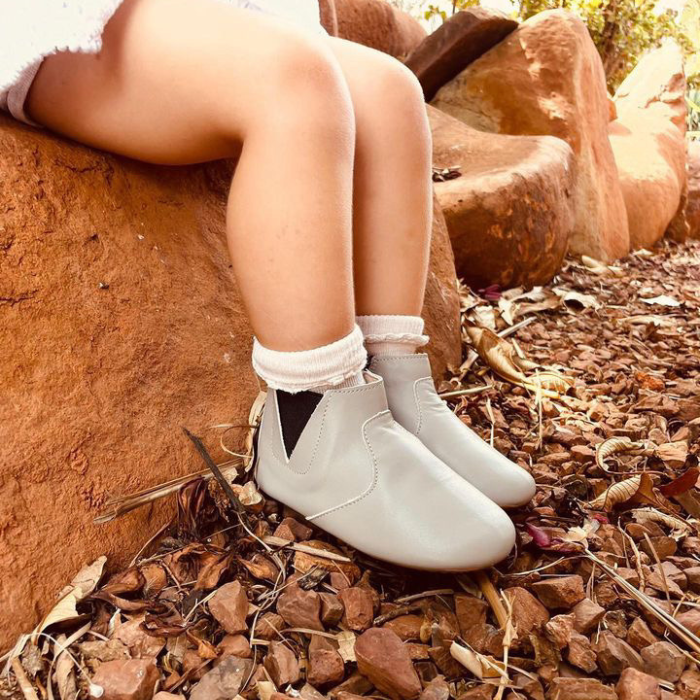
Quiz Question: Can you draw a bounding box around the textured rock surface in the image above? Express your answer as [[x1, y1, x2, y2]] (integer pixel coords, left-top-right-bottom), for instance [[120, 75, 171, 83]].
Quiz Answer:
[[689, 141, 700, 239], [404, 8, 518, 101], [333, 0, 426, 59], [0, 116, 459, 649], [355, 628, 422, 700], [429, 104, 574, 289], [609, 111, 687, 250], [614, 43, 687, 132], [431, 9, 629, 262], [90, 659, 159, 700]]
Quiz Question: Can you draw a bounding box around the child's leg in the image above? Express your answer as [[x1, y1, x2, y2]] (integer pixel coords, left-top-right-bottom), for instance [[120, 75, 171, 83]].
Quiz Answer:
[[325, 38, 432, 355], [325, 37, 432, 319], [26, 0, 358, 360]]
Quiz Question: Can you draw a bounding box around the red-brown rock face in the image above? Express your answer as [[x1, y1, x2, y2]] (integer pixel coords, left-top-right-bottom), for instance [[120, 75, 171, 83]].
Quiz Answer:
[[609, 111, 687, 250], [614, 42, 688, 133], [333, 0, 426, 59], [0, 115, 459, 650], [429, 105, 574, 289], [688, 141, 700, 239], [431, 9, 629, 263]]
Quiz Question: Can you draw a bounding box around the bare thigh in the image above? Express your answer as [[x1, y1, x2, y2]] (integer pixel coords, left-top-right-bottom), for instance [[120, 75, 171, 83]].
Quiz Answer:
[[26, 0, 330, 164]]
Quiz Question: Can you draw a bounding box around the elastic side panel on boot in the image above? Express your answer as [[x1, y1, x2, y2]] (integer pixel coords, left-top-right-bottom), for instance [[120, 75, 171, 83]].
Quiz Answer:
[[276, 390, 323, 458]]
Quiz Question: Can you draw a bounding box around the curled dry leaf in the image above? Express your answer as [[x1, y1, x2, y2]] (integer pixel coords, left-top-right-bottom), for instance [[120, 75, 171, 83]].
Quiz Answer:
[[465, 326, 529, 384], [587, 473, 658, 510], [631, 508, 692, 534], [595, 437, 647, 472], [581, 255, 611, 274], [449, 641, 506, 680], [527, 370, 574, 394]]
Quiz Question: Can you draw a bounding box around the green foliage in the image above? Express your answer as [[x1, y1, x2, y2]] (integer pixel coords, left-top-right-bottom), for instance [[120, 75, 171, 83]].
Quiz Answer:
[[688, 89, 700, 138]]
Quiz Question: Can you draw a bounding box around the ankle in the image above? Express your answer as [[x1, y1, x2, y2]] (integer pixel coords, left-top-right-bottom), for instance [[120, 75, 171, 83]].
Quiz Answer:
[[356, 314, 429, 357]]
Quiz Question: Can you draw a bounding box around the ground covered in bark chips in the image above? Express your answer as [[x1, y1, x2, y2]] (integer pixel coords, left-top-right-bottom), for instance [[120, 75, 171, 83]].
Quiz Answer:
[[4, 241, 700, 700]]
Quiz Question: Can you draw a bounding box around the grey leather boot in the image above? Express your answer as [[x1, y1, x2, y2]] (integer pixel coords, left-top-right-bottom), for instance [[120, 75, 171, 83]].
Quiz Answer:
[[368, 354, 536, 509], [254, 371, 516, 571]]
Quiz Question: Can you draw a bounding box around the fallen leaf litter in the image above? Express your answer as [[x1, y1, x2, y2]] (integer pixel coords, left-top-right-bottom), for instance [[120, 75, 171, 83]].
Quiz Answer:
[[2, 240, 700, 700]]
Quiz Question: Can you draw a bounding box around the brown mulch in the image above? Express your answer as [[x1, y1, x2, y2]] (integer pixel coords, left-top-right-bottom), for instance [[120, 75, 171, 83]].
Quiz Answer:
[[3, 240, 700, 700]]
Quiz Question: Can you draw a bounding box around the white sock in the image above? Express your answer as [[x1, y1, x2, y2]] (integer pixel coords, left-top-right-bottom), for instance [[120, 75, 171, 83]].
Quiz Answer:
[[251, 324, 367, 394], [356, 314, 430, 356]]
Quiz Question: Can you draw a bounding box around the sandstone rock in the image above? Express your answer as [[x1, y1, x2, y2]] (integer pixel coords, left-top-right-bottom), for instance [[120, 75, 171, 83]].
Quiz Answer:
[[544, 614, 574, 648], [330, 672, 374, 697], [616, 668, 660, 700], [257, 612, 286, 640], [273, 517, 313, 542], [0, 116, 459, 648], [675, 608, 700, 636], [593, 631, 643, 676], [429, 104, 574, 289], [609, 111, 687, 250], [318, 0, 339, 36], [216, 634, 252, 661], [355, 628, 422, 700], [334, 0, 426, 59], [432, 9, 629, 261], [504, 587, 550, 636], [91, 659, 159, 700], [614, 43, 687, 133], [0, 120, 258, 650], [627, 617, 658, 651], [688, 141, 700, 239], [678, 667, 700, 700], [567, 631, 597, 673], [190, 656, 252, 700], [454, 595, 488, 636], [277, 586, 324, 631], [308, 648, 345, 688], [153, 693, 183, 700], [113, 617, 165, 658], [685, 565, 700, 593], [209, 582, 249, 635], [546, 678, 618, 700], [384, 614, 424, 641], [572, 598, 606, 634], [264, 641, 301, 687], [339, 587, 375, 632], [641, 641, 687, 682], [300, 684, 326, 700], [404, 8, 518, 101], [419, 676, 450, 700], [531, 576, 585, 610], [423, 190, 462, 374], [320, 593, 345, 627]]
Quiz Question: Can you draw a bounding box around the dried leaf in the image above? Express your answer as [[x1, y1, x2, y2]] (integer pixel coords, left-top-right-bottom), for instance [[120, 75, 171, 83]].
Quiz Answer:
[[336, 630, 356, 662], [587, 473, 658, 510], [240, 554, 279, 582], [596, 437, 647, 472], [449, 641, 506, 680], [640, 295, 682, 307], [35, 557, 106, 638], [465, 326, 528, 384]]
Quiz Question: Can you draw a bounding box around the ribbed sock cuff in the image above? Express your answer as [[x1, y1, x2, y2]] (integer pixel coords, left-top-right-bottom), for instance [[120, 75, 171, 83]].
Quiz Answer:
[[252, 324, 368, 394], [356, 314, 429, 356]]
